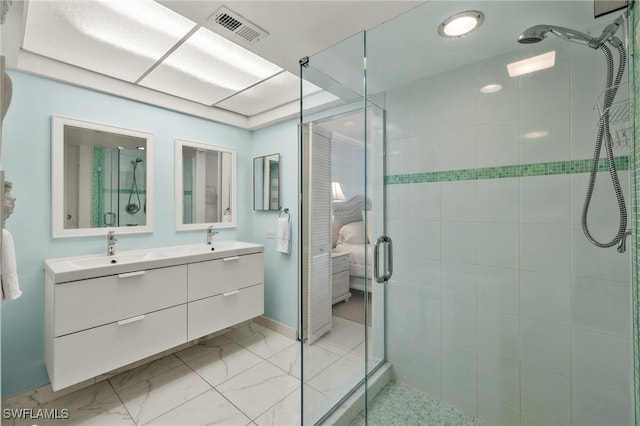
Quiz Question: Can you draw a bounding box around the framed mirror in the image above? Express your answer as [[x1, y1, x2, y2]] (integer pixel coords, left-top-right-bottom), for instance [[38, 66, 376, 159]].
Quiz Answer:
[[52, 116, 154, 238], [175, 139, 236, 230], [253, 153, 281, 211]]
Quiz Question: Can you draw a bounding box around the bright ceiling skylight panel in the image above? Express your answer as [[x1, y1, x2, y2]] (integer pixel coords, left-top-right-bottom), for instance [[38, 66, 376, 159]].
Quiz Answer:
[[216, 72, 299, 116], [140, 28, 282, 105], [507, 51, 556, 77], [22, 0, 196, 82]]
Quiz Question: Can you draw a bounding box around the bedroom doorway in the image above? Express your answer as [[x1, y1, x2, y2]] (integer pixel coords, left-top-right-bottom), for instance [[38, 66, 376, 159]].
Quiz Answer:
[[299, 31, 390, 424]]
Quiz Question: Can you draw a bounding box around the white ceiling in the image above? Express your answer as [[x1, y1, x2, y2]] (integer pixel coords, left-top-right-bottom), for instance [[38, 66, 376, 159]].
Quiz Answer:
[[1, 0, 423, 129]]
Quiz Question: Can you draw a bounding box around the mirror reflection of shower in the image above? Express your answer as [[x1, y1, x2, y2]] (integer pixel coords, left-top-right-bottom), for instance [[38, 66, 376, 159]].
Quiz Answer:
[[518, 15, 629, 252], [125, 158, 143, 215]]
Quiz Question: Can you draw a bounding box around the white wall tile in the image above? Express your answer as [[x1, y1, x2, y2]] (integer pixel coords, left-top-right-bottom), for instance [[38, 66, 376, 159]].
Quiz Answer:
[[385, 285, 411, 329], [442, 381, 478, 417], [386, 323, 411, 366], [405, 133, 441, 173], [409, 96, 440, 136], [441, 181, 477, 221], [441, 221, 477, 264], [386, 219, 410, 257], [519, 59, 571, 117], [385, 106, 410, 141], [409, 331, 441, 377], [478, 309, 520, 361], [521, 365, 571, 425], [441, 67, 476, 131], [572, 380, 633, 426], [441, 302, 477, 349], [572, 277, 631, 338], [519, 110, 571, 164], [477, 120, 519, 168], [408, 220, 440, 260], [477, 352, 520, 408], [478, 395, 522, 426], [441, 262, 477, 307], [478, 223, 519, 269], [571, 225, 631, 283], [441, 127, 476, 170], [410, 295, 440, 337], [520, 271, 571, 326], [478, 266, 519, 315], [477, 77, 518, 125], [477, 178, 520, 223], [407, 258, 441, 299], [441, 342, 477, 391], [572, 329, 631, 395], [570, 106, 602, 160], [407, 182, 441, 221], [570, 171, 630, 227], [520, 176, 571, 225], [385, 184, 409, 220], [521, 411, 560, 426], [520, 224, 571, 275], [409, 367, 441, 400], [520, 318, 570, 376]]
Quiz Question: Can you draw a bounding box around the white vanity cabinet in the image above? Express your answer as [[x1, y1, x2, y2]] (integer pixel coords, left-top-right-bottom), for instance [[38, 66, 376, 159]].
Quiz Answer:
[[44, 242, 264, 391], [187, 253, 264, 340]]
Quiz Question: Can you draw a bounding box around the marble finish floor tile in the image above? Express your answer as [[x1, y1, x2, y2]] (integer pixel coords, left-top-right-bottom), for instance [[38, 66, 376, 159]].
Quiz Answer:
[[216, 360, 299, 420], [146, 389, 251, 426], [117, 364, 211, 425], [232, 327, 297, 359], [183, 340, 263, 387], [306, 356, 363, 396], [254, 385, 326, 426], [173, 335, 234, 364], [269, 342, 343, 381], [108, 354, 183, 392]]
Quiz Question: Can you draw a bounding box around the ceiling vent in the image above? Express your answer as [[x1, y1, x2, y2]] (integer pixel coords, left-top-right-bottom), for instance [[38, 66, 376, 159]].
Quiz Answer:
[[207, 6, 269, 45]]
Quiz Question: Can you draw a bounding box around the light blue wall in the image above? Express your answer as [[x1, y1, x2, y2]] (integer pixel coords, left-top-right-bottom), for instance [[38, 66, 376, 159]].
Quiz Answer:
[[0, 71, 255, 398], [250, 119, 299, 330]]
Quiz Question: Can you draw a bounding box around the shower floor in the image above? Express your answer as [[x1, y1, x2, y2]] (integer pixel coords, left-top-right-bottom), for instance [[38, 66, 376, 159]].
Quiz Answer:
[[349, 380, 491, 426]]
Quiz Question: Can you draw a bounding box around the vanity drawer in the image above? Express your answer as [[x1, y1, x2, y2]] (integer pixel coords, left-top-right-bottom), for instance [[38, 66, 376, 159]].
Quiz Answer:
[[187, 283, 264, 341], [54, 265, 187, 337], [49, 304, 186, 391], [188, 253, 263, 301]]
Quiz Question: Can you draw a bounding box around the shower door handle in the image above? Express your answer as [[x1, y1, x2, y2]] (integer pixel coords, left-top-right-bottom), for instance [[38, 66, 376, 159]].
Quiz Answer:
[[374, 235, 393, 284]]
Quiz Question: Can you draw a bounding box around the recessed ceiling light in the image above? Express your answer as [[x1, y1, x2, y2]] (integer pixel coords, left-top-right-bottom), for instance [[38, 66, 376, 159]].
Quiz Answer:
[[479, 84, 503, 94], [507, 51, 556, 77], [523, 130, 550, 139], [438, 11, 484, 38]]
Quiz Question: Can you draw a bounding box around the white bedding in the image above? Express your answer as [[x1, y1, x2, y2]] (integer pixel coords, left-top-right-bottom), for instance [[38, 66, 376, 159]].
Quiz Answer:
[[334, 243, 373, 278]]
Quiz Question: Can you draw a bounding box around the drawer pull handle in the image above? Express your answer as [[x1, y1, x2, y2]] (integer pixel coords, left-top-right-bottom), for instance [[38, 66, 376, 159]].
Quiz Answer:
[[117, 315, 145, 326], [223, 290, 240, 297], [223, 256, 240, 262], [118, 271, 146, 279]]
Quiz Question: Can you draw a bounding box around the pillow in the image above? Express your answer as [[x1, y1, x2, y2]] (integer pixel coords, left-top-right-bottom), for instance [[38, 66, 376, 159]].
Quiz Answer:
[[337, 221, 367, 245], [362, 210, 372, 244]]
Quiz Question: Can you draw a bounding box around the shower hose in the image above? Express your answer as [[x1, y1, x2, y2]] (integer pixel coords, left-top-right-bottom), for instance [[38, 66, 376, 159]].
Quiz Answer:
[[581, 42, 627, 250]]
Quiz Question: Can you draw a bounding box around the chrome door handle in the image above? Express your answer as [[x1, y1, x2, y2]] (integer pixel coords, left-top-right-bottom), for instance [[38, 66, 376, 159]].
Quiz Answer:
[[374, 235, 393, 283]]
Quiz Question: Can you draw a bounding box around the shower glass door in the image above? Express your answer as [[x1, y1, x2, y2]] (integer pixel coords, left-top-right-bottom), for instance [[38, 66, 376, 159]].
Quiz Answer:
[[302, 1, 634, 425], [300, 30, 389, 424]]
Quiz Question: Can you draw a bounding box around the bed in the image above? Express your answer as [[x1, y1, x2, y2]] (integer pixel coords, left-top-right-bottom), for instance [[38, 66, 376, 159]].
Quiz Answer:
[[332, 195, 373, 293]]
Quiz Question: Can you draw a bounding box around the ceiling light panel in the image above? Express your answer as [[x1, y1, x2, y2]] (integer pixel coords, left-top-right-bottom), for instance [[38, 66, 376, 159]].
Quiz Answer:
[[139, 28, 282, 106], [23, 0, 196, 82], [215, 71, 299, 116]]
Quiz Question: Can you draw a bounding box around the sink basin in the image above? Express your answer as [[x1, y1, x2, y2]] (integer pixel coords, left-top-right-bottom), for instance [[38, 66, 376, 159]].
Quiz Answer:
[[66, 251, 170, 269]]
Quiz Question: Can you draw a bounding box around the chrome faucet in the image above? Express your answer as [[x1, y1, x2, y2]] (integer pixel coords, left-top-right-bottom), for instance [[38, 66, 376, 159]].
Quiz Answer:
[[206, 226, 218, 245], [107, 231, 117, 256]]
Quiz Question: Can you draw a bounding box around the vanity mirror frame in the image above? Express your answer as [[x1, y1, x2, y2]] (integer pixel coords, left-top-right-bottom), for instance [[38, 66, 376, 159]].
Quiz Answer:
[[174, 139, 237, 230], [51, 116, 155, 238]]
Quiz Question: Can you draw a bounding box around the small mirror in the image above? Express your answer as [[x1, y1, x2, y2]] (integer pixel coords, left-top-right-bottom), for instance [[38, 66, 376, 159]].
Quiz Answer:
[[253, 154, 281, 211], [52, 116, 154, 238], [175, 139, 236, 230]]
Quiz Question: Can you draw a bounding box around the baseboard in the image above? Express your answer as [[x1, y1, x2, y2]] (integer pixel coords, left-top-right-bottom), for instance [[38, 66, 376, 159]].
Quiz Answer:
[[253, 315, 298, 341]]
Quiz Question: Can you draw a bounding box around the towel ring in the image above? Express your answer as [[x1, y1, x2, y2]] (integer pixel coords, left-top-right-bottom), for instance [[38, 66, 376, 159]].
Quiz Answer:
[[279, 208, 290, 221]]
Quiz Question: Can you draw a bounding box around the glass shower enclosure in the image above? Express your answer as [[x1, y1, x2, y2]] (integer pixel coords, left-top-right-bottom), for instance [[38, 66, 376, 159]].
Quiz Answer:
[[300, 1, 635, 425]]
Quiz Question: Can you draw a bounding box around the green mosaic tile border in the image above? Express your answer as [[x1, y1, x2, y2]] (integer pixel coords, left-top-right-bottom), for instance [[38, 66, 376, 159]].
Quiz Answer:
[[384, 156, 630, 185], [630, 2, 640, 425], [92, 148, 105, 227]]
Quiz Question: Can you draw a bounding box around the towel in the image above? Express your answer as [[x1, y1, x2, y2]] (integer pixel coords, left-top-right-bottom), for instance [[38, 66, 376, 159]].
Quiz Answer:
[[2, 229, 21, 302], [276, 217, 291, 254]]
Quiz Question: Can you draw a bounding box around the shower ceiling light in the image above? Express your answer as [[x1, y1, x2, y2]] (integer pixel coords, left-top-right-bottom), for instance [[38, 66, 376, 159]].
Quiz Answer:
[[438, 11, 484, 38], [507, 51, 556, 77], [523, 130, 550, 139], [479, 84, 503, 94]]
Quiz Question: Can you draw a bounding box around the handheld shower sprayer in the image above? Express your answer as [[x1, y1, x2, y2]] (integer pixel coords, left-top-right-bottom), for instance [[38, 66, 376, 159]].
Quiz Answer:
[[518, 15, 629, 252]]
